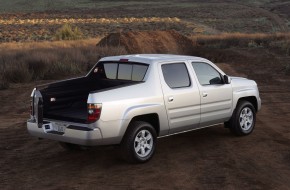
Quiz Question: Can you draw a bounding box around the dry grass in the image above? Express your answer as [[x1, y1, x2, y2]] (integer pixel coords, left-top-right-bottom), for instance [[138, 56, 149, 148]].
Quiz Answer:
[[1, 32, 290, 90], [0, 17, 181, 25], [191, 32, 290, 49], [0, 38, 127, 90]]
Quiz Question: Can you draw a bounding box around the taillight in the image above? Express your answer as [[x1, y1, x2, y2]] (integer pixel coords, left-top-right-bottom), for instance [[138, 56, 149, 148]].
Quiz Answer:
[[87, 103, 102, 123]]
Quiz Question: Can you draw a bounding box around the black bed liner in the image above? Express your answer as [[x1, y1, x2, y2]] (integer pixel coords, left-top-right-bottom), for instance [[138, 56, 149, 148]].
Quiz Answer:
[[40, 77, 139, 123], [45, 107, 88, 123]]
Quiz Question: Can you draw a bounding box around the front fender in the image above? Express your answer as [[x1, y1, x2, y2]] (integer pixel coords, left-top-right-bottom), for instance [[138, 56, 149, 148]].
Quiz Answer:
[[232, 88, 260, 114]]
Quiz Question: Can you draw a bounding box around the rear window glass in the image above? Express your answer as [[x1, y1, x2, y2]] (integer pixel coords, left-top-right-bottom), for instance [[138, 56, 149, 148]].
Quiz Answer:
[[103, 63, 118, 79], [103, 63, 148, 81]]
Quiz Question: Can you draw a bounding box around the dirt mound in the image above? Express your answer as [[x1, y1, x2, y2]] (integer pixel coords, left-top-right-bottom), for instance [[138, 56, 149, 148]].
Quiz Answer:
[[97, 30, 194, 54]]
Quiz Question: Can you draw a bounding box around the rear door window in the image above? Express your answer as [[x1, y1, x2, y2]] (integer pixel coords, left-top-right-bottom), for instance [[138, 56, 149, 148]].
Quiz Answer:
[[162, 63, 191, 88]]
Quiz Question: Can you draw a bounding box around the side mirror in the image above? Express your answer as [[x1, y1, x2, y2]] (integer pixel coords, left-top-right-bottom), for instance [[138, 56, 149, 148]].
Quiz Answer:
[[224, 75, 231, 84]]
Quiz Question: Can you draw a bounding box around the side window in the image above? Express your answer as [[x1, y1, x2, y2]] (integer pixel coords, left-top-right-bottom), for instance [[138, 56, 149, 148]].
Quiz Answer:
[[192, 62, 223, 85], [162, 63, 190, 88]]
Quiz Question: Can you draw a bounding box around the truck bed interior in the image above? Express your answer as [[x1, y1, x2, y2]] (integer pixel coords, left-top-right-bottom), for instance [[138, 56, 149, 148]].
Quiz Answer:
[[40, 75, 135, 123], [36, 61, 148, 123]]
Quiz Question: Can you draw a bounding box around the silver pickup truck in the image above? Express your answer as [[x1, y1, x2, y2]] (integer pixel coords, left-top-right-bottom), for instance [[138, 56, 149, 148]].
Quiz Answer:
[[27, 54, 261, 163]]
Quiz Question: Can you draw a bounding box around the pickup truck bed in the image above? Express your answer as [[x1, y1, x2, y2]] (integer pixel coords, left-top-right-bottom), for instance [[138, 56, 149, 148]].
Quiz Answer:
[[38, 74, 137, 123]]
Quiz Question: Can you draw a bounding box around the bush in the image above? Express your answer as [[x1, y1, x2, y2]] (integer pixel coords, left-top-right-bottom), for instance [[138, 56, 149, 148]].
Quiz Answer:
[[54, 24, 83, 41]]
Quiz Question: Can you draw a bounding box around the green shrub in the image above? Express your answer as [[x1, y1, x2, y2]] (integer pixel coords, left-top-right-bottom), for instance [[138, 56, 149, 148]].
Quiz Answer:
[[54, 24, 83, 40]]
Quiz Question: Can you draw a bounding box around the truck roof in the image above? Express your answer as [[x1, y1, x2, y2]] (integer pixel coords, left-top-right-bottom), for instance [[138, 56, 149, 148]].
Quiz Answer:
[[99, 54, 210, 64]]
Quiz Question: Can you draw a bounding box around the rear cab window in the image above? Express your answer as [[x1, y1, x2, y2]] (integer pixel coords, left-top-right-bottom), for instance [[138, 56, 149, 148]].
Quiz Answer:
[[92, 62, 149, 81]]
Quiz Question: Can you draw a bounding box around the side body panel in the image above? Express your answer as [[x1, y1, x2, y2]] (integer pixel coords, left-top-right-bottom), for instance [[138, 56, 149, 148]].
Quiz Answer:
[[189, 61, 233, 127], [157, 60, 201, 134]]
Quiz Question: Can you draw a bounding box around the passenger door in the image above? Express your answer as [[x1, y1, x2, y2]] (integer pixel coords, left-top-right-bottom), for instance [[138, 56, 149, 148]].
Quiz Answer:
[[191, 62, 232, 127], [159, 62, 201, 134]]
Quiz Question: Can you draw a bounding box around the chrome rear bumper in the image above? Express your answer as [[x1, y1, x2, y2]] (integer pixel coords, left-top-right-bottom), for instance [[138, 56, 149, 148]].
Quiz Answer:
[[27, 120, 103, 146]]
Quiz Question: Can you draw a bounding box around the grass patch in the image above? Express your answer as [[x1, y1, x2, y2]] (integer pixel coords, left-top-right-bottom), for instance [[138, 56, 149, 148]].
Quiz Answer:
[[0, 39, 127, 90]]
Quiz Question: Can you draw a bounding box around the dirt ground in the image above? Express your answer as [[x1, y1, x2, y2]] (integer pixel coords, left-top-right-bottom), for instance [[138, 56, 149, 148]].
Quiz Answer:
[[0, 58, 290, 190]]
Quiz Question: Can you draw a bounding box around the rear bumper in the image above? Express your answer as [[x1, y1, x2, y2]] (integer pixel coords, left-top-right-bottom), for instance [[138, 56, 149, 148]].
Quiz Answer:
[[27, 120, 103, 146]]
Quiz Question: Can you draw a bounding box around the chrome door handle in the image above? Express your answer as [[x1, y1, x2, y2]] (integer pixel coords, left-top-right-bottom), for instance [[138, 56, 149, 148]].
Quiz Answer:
[[168, 96, 174, 102], [202, 92, 208, 97]]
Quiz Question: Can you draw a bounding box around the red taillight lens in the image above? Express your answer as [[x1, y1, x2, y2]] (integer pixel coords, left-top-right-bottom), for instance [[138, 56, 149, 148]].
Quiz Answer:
[[87, 103, 102, 123]]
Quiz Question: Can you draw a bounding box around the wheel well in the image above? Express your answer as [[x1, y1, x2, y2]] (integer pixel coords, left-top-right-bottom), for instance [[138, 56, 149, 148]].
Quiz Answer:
[[130, 113, 160, 136], [238, 96, 258, 111]]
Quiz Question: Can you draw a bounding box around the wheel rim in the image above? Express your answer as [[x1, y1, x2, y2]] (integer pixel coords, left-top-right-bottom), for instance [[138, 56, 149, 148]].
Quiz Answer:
[[134, 129, 153, 158], [239, 107, 254, 131]]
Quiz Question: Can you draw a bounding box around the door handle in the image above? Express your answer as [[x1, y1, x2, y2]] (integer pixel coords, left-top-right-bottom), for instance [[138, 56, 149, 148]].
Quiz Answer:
[[202, 92, 208, 97], [168, 96, 174, 102]]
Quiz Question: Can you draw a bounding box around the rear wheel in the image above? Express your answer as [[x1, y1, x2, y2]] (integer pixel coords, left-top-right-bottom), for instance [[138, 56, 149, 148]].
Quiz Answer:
[[120, 121, 157, 163], [228, 101, 256, 136]]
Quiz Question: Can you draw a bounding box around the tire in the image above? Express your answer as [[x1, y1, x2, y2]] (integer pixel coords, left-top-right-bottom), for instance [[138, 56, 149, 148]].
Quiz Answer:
[[59, 142, 89, 151], [228, 100, 256, 136], [120, 121, 157, 164]]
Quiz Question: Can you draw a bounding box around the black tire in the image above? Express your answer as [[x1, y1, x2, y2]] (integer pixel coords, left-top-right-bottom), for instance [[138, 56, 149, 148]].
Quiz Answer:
[[228, 100, 256, 136], [120, 121, 157, 164], [59, 142, 89, 151]]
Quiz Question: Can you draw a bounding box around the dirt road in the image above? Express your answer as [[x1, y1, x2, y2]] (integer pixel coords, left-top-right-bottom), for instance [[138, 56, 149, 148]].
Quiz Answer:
[[1, 63, 290, 190]]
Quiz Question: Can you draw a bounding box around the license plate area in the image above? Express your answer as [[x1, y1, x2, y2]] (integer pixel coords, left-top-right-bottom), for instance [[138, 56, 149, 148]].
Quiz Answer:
[[42, 122, 67, 134]]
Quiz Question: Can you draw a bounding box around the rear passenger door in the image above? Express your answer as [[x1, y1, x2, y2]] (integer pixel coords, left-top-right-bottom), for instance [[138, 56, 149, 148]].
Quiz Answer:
[[159, 62, 201, 134], [191, 62, 232, 127]]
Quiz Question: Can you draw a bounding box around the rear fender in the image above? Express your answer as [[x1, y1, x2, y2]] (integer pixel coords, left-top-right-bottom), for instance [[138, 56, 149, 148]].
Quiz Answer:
[[119, 104, 169, 137]]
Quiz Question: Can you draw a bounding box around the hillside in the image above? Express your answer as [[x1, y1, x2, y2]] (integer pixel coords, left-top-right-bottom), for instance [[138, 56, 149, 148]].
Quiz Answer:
[[0, 0, 289, 42]]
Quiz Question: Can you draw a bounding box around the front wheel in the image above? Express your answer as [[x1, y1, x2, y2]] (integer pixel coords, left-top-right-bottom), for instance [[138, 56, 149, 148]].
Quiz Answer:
[[120, 121, 157, 163], [228, 101, 256, 136]]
